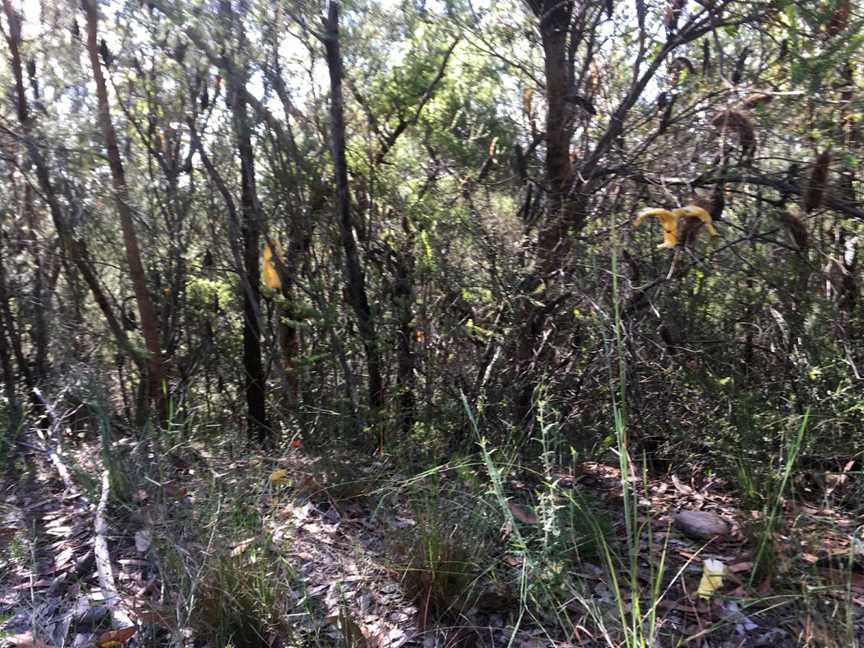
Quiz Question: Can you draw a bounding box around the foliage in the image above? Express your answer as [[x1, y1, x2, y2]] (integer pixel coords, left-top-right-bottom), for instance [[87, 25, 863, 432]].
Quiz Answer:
[[0, 0, 863, 643]]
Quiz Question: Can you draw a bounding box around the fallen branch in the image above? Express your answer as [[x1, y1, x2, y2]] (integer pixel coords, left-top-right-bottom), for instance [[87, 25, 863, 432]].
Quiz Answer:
[[94, 469, 135, 631], [32, 388, 84, 498]]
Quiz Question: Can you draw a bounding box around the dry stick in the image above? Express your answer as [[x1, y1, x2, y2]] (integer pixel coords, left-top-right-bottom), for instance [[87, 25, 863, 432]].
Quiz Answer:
[[33, 388, 85, 499], [94, 470, 135, 630]]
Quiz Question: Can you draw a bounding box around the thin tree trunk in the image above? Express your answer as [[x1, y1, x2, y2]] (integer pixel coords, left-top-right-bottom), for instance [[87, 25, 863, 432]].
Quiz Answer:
[[233, 93, 270, 443], [214, 0, 270, 444], [24, 183, 48, 380], [0, 240, 20, 425], [322, 1, 384, 418], [536, 0, 579, 275], [82, 0, 165, 422], [392, 219, 416, 435]]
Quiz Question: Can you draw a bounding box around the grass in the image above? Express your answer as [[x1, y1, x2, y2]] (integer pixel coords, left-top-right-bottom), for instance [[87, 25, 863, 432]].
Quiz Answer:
[[387, 464, 499, 627], [4, 364, 857, 648], [395, 514, 483, 623], [750, 409, 810, 586], [189, 540, 294, 647]]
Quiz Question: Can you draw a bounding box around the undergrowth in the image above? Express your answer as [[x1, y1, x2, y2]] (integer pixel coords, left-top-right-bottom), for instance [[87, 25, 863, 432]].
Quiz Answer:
[[189, 539, 294, 647]]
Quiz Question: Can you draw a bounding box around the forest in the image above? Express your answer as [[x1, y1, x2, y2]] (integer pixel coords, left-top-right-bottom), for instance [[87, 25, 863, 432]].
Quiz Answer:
[[0, 0, 862, 646]]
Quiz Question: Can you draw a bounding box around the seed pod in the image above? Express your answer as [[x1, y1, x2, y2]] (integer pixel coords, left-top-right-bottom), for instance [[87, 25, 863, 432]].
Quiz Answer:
[[711, 109, 756, 160], [802, 149, 831, 213], [826, 0, 850, 37], [731, 47, 750, 85], [779, 208, 808, 251], [99, 38, 112, 67]]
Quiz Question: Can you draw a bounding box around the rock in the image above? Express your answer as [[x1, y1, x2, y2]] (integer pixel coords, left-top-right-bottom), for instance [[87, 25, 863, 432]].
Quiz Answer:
[[673, 510, 730, 540]]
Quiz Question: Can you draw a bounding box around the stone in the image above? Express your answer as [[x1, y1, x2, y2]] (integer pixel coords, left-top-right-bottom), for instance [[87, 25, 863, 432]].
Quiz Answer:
[[673, 510, 730, 540]]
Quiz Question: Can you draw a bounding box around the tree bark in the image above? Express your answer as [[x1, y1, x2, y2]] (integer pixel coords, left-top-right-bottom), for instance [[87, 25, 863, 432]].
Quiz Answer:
[[515, 0, 579, 422], [232, 90, 271, 444], [215, 0, 271, 444], [534, 0, 580, 275], [24, 183, 48, 380], [82, 0, 165, 422], [0, 240, 20, 425], [323, 1, 384, 417]]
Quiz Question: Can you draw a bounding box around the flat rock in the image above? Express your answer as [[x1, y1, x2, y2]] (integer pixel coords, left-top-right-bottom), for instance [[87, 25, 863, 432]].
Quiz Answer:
[[673, 510, 730, 540]]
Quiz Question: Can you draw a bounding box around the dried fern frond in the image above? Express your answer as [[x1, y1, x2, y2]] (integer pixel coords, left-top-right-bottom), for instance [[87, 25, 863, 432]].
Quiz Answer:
[[827, 0, 851, 37], [664, 0, 686, 31], [693, 190, 725, 221], [671, 56, 696, 75], [522, 88, 534, 117], [674, 205, 719, 237], [673, 205, 719, 248]]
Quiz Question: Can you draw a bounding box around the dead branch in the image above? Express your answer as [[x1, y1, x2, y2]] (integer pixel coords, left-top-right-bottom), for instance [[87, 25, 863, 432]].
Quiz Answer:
[[94, 470, 135, 631]]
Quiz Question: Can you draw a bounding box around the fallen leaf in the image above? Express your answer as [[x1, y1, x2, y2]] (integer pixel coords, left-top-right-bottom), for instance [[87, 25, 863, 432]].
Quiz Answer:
[[671, 474, 694, 495], [270, 468, 290, 486], [5, 632, 59, 648], [135, 530, 151, 553], [697, 558, 726, 598], [97, 626, 136, 647], [475, 587, 513, 612], [508, 501, 538, 525], [728, 561, 754, 573], [231, 537, 256, 556]]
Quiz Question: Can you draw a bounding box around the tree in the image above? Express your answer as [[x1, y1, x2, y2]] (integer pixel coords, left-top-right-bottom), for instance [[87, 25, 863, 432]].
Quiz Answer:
[[82, 0, 166, 421], [322, 0, 385, 422]]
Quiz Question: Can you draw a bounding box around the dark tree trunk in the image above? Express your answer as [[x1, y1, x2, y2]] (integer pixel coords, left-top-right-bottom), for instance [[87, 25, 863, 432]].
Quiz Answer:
[[0, 237, 21, 420], [234, 98, 270, 444], [534, 0, 579, 275], [82, 0, 165, 422], [391, 219, 416, 436], [323, 1, 384, 418], [394, 257, 416, 435], [216, 0, 270, 444]]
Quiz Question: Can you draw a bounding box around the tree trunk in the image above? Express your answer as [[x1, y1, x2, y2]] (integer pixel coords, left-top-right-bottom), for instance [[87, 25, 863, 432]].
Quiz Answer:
[[233, 93, 271, 444], [535, 0, 579, 276], [516, 0, 578, 422], [391, 219, 416, 436], [82, 0, 165, 423], [323, 1, 384, 417], [24, 183, 48, 380], [0, 239, 20, 424], [215, 0, 271, 444]]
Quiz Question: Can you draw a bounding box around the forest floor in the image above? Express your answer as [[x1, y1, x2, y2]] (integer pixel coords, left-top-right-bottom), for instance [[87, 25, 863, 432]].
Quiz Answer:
[[0, 428, 862, 647]]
